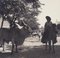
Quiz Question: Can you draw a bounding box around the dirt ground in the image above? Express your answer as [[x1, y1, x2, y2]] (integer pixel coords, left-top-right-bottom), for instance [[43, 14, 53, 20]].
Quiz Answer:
[[0, 36, 60, 58]]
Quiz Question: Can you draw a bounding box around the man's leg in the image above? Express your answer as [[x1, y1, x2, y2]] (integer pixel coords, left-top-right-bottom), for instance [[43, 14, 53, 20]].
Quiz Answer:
[[48, 40, 51, 53]]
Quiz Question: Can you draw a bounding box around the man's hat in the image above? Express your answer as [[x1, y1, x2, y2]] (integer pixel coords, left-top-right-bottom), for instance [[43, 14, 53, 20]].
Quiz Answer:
[[46, 16, 51, 21]]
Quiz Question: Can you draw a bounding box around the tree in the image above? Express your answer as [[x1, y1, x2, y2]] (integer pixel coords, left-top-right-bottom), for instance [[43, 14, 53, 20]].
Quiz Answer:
[[0, 0, 19, 28], [18, 0, 41, 30], [0, 0, 42, 29], [0, 0, 42, 51]]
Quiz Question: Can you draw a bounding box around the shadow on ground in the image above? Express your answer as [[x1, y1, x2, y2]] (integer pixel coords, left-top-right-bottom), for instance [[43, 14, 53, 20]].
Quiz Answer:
[[0, 45, 60, 58]]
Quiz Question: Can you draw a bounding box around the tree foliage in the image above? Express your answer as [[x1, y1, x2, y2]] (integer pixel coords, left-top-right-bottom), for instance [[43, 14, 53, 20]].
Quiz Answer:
[[0, 0, 41, 30]]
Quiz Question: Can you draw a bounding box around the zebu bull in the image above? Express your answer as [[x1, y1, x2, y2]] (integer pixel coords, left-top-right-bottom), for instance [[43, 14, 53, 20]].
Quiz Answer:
[[0, 27, 30, 53]]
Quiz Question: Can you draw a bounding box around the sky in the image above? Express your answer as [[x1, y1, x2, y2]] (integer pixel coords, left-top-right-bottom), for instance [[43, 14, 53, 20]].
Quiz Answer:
[[0, 18, 10, 28], [38, 0, 60, 27], [0, 0, 60, 28]]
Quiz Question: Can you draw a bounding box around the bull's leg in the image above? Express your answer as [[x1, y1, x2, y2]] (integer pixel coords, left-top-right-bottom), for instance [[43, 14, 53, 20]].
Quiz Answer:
[[3, 40, 4, 51], [11, 43, 14, 54], [11, 38, 15, 54], [48, 40, 51, 53], [0, 40, 2, 47], [45, 42, 47, 50], [15, 44, 18, 53], [11, 39, 15, 54]]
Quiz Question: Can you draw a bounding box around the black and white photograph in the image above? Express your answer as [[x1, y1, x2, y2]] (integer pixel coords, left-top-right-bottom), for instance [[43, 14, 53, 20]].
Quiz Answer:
[[0, 0, 60, 58]]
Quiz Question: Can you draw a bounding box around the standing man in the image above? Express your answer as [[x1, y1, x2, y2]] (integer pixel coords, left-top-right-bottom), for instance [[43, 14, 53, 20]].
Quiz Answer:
[[41, 16, 57, 53], [41, 16, 53, 53]]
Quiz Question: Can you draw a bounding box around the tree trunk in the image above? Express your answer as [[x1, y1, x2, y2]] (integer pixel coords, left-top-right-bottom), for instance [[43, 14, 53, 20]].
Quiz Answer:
[[0, 18, 4, 47], [1, 18, 4, 28]]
